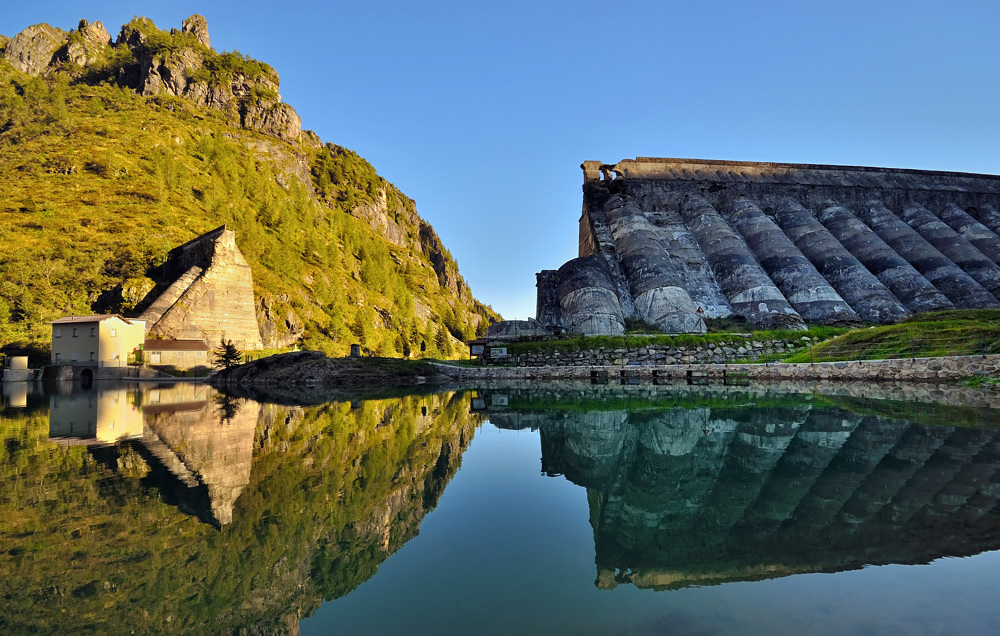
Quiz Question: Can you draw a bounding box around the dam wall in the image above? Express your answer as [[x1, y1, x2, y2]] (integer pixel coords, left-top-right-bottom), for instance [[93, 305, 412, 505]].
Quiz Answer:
[[539, 158, 1000, 334]]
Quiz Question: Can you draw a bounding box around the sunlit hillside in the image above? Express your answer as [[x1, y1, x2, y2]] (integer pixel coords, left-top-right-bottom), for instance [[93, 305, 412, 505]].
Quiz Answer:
[[0, 17, 498, 360]]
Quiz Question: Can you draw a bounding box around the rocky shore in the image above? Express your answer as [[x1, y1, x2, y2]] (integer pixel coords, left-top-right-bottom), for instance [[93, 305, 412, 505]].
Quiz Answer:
[[210, 351, 453, 393]]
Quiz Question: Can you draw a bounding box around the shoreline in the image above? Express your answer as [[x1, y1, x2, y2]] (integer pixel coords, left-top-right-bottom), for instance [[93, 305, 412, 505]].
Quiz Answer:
[[431, 353, 1000, 384]]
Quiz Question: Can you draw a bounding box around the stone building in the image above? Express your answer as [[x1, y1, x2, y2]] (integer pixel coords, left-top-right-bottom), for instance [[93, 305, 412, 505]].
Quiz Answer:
[[139, 226, 263, 350], [143, 339, 210, 370], [537, 158, 1000, 335]]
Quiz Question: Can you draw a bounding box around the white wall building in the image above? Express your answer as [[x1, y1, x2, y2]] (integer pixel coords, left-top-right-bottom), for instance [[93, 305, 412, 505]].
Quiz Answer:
[[50, 315, 146, 367]]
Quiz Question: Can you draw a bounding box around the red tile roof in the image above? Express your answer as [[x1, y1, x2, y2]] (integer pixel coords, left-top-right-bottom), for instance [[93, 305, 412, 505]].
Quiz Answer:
[[50, 314, 141, 325]]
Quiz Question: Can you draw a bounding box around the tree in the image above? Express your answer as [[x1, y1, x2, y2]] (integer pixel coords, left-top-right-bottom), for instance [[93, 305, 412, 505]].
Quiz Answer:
[[213, 338, 242, 370]]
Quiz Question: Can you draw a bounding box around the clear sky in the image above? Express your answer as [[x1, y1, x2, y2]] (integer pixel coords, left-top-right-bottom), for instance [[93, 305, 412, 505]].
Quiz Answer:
[[4, 2, 1000, 320]]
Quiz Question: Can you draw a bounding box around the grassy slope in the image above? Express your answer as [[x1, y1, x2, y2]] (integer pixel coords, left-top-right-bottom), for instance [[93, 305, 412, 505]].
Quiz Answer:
[[0, 28, 497, 361], [500, 311, 1000, 367], [783, 310, 1000, 363], [505, 326, 846, 357]]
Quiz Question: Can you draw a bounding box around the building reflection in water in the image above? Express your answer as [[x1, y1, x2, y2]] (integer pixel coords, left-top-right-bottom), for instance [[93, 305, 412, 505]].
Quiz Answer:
[[46, 382, 258, 527], [488, 390, 1000, 591]]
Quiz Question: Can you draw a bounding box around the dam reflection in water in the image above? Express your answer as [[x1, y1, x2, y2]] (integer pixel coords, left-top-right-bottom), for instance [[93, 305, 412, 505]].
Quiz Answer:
[[485, 390, 1000, 592]]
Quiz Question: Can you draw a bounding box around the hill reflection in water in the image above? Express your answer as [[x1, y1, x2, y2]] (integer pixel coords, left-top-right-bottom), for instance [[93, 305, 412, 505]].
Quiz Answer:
[[0, 381, 480, 634], [486, 386, 1000, 591]]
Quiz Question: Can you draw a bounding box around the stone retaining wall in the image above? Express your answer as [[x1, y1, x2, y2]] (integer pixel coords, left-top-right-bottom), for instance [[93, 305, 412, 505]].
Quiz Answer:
[[499, 338, 806, 367], [437, 354, 1000, 384]]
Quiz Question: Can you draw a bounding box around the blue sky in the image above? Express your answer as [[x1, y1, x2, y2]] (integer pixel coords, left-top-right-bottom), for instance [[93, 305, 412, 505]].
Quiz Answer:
[[4, 2, 1000, 320]]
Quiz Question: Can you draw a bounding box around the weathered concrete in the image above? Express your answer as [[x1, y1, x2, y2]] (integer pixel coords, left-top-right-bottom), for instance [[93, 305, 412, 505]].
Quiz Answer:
[[639, 191, 730, 321], [971, 204, 1000, 238], [484, 319, 550, 341], [680, 195, 804, 329], [901, 202, 1000, 298], [726, 198, 857, 324], [139, 226, 264, 349], [937, 203, 1000, 264], [816, 202, 952, 313], [538, 158, 1000, 335], [856, 201, 999, 308], [555, 256, 626, 335], [775, 199, 909, 323], [604, 196, 705, 333]]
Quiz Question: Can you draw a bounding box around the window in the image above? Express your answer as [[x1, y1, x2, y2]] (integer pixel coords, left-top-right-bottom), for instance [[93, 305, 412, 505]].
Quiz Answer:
[[89, 352, 96, 361], [110, 328, 117, 337], [72, 328, 78, 337], [54, 353, 61, 362], [71, 352, 77, 361], [90, 327, 96, 337], [54, 327, 62, 338]]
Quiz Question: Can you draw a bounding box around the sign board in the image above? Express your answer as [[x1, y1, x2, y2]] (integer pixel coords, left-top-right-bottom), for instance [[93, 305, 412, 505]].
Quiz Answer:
[[490, 347, 508, 359], [471, 344, 485, 355], [491, 394, 509, 406]]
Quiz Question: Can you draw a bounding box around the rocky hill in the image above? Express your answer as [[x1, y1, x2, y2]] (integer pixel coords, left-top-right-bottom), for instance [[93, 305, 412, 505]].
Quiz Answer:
[[0, 15, 498, 358]]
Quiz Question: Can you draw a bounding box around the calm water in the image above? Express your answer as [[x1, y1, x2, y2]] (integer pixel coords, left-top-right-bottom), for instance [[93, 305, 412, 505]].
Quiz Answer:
[[3, 380, 1000, 634]]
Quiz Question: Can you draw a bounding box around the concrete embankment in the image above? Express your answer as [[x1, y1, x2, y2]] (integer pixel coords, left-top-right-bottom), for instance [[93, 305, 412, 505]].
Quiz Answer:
[[433, 354, 1000, 384]]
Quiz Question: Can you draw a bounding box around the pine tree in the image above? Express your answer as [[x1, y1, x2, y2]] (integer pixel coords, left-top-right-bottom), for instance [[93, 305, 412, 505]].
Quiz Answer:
[[213, 338, 242, 370]]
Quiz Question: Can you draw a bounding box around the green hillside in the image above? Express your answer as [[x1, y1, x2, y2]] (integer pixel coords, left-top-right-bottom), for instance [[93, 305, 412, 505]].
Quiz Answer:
[[0, 17, 498, 360]]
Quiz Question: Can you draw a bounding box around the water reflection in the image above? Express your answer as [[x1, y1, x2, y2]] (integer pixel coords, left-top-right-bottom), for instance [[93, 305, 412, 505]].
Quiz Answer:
[[486, 387, 1000, 591], [4, 380, 1000, 633], [0, 382, 480, 634]]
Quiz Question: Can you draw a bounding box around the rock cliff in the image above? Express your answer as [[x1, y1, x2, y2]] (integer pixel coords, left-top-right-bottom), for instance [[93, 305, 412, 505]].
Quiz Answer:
[[2, 15, 300, 140], [537, 158, 1000, 334]]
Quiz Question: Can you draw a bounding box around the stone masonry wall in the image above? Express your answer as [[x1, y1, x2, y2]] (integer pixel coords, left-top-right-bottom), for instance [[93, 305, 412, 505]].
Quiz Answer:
[[498, 337, 806, 367], [438, 354, 1000, 385]]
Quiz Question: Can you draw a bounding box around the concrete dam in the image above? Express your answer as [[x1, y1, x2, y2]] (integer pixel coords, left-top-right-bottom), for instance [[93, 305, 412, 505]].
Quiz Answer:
[[535, 158, 1000, 334]]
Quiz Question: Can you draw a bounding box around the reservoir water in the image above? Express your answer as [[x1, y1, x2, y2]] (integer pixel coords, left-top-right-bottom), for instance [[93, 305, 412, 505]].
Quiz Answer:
[[2, 380, 1000, 634]]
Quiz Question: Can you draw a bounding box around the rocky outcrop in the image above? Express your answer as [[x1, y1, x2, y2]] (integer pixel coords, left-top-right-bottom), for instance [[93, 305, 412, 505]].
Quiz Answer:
[[3, 15, 300, 141], [139, 226, 265, 349], [181, 14, 210, 48], [537, 158, 1000, 333], [4, 23, 67, 74], [210, 351, 452, 390], [58, 20, 111, 68]]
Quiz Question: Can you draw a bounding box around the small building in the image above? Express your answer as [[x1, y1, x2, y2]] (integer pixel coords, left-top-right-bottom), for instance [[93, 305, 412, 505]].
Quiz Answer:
[[468, 338, 509, 363], [1, 356, 32, 383], [143, 339, 210, 370], [50, 315, 146, 368]]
